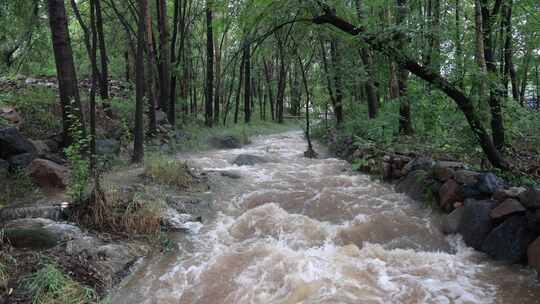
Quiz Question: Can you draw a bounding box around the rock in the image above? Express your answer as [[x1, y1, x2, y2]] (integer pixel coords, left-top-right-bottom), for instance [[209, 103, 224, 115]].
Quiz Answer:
[[527, 237, 540, 272], [458, 184, 486, 200], [66, 236, 103, 256], [44, 138, 60, 153], [27, 158, 68, 189], [433, 165, 455, 182], [438, 179, 463, 211], [0, 159, 8, 178], [382, 162, 392, 181], [0, 205, 65, 222], [161, 207, 203, 232], [442, 207, 465, 234], [458, 199, 496, 250], [96, 139, 120, 155], [477, 173, 505, 195], [220, 170, 241, 179], [96, 244, 130, 260], [30, 140, 51, 156], [3, 217, 56, 229], [454, 170, 481, 186], [493, 187, 527, 202], [0, 127, 36, 158], [402, 157, 434, 175], [232, 154, 268, 166], [526, 210, 540, 234], [43, 223, 83, 241], [519, 187, 540, 210], [8, 152, 35, 170], [210, 135, 242, 149], [2, 228, 59, 249], [481, 216, 531, 263], [490, 199, 526, 220], [395, 170, 429, 201]]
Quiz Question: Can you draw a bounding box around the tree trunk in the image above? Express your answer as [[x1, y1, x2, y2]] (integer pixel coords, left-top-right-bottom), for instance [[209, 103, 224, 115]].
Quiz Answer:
[[234, 53, 245, 124], [133, 0, 147, 163], [263, 60, 275, 121], [145, 8, 157, 135], [205, 0, 214, 127], [94, 0, 111, 116], [244, 41, 252, 123], [157, 0, 172, 125], [396, 0, 414, 135], [46, 0, 85, 147], [329, 38, 344, 126]]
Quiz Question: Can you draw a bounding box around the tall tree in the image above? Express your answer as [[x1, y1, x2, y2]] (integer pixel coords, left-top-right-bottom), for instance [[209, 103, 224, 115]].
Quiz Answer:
[[244, 40, 252, 123], [205, 0, 214, 127], [133, 0, 147, 163], [46, 0, 85, 146], [157, 0, 172, 125], [94, 0, 111, 116], [396, 0, 414, 135]]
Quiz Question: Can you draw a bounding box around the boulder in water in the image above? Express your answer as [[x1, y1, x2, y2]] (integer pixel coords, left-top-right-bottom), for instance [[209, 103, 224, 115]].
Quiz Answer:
[[490, 199, 526, 220], [519, 187, 540, 210], [232, 154, 268, 166], [210, 135, 242, 149], [458, 199, 496, 250], [438, 179, 463, 212], [454, 170, 481, 186], [481, 215, 531, 263], [395, 170, 429, 201], [442, 207, 465, 234]]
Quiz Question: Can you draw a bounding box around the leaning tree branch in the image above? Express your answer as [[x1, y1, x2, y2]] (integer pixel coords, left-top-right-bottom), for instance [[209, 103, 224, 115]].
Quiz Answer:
[[312, 10, 509, 169]]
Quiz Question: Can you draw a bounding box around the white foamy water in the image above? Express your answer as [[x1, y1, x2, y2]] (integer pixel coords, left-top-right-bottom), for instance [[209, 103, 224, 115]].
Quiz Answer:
[[112, 131, 540, 304]]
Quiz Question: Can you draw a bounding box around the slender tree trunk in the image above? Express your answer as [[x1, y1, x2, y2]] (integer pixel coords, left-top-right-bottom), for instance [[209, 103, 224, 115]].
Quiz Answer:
[[133, 0, 147, 163], [519, 45, 532, 106], [205, 0, 214, 127], [355, 0, 379, 119], [396, 0, 414, 135], [94, 0, 111, 116], [47, 0, 85, 147], [330, 38, 344, 126], [276, 47, 286, 124], [145, 8, 157, 135], [234, 53, 245, 124], [502, 0, 519, 101], [244, 41, 252, 123], [263, 60, 275, 121], [455, 0, 464, 89], [157, 0, 172, 125]]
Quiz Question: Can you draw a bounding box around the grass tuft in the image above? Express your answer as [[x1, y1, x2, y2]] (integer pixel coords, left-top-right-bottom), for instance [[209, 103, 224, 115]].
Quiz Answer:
[[144, 154, 195, 190], [23, 261, 96, 304]]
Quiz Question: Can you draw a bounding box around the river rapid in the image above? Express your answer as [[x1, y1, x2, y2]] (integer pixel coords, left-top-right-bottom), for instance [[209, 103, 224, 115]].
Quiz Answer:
[[112, 131, 540, 304]]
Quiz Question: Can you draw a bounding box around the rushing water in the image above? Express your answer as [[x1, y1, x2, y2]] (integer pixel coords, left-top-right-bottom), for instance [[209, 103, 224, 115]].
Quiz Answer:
[[113, 131, 540, 304]]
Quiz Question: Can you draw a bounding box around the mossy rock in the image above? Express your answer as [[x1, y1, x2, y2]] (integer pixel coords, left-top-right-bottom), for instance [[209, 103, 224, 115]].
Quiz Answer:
[[2, 227, 59, 249]]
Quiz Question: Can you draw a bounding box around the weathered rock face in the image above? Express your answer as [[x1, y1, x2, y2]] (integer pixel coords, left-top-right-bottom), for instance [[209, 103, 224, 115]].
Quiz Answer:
[[490, 199, 526, 220], [477, 173, 505, 195], [402, 157, 434, 175], [481, 216, 531, 263], [439, 179, 462, 211], [27, 158, 68, 189], [96, 139, 120, 155], [442, 207, 465, 234], [454, 170, 481, 186], [210, 135, 242, 149], [0, 127, 36, 158], [493, 187, 527, 202], [527, 237, 540, 272], [2, 227, 59, 249], [458, 199, 496, 250], [8, 152, 35, 170], [519, 187, 540, 210], [395, 170, 429, 201], [0, 205, 65, 222], [232, 154, 268, 166], [30, 139, 51, 156]]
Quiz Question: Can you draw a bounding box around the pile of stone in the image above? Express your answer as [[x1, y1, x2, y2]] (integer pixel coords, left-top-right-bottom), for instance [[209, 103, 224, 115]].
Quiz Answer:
[[382, 155, 540, 271]]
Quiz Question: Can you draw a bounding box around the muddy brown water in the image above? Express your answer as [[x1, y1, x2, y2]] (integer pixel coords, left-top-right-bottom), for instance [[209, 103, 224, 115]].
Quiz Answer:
[[112, 131, 540, 304]]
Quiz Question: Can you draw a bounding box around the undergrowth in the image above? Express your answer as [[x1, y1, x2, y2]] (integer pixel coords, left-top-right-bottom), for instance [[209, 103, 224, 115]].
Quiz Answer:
[[143, 154, 196, 190], [0, 169, 40, 207], [23, 261, 96, 304]]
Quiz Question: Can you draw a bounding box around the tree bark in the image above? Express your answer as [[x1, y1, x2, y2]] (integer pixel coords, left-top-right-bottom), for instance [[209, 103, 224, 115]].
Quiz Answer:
[[133, 0, 147, 163], [244, 41, 252, 123], [329, 38, 344, 126], [205, 0, 214, 127], [46, 0, 85, 147], [396, 0, 414, 135], [157, 0, 172, 125]]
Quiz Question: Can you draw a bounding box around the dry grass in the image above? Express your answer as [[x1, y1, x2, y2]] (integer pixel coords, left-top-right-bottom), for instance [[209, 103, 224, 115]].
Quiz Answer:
[[143, 154, 196, 190], [73, 184, 164, 237]]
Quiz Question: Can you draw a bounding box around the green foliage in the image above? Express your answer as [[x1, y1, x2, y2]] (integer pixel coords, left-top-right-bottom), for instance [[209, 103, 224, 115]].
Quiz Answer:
[[0, 169, 39, 207], [144, 154, 195, 190], [23, 261, 96, 304], [0, 87, 60, 138], [65, 106, 90, 204]]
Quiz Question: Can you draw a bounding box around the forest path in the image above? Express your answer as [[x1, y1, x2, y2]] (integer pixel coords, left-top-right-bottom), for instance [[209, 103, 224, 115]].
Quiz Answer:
[[112, 131, 540, 304]]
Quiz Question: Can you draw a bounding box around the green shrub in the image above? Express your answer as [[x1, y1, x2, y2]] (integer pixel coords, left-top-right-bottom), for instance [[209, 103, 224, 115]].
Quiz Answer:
[[144, 154, 195, 190]]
